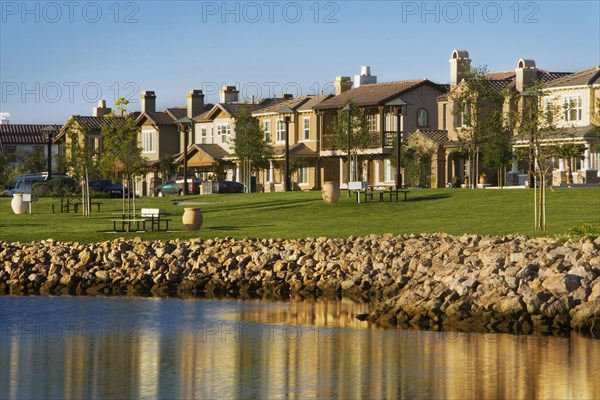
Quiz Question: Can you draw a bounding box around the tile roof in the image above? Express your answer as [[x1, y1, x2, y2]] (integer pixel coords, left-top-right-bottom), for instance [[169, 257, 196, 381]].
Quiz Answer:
[[414, 129, 449, 145], [273, 142, 319, 157], [313, 79, 447, 110], [0, 124, 62, 144], [543, 66, 600, 88], [137, 111, 178, 125], [175, 143, 230, 163], [253, 97, 311, 114], [297, 95, 333, 111], [55, 115, 133, 141], [196, 99, 289, 122]]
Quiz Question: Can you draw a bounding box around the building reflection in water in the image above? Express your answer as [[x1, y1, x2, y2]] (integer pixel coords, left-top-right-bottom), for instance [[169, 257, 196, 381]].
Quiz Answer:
[[0, 297, 598, 399]]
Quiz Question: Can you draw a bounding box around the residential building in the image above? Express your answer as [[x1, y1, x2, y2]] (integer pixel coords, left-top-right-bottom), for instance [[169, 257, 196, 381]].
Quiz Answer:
[[412, 49, 579, 187], [187, 85, 290, 183], [135, 90, 212, 195], [251, 95, 332, 191], [0, 123, 62, 169], [313, 67, 447, 188]]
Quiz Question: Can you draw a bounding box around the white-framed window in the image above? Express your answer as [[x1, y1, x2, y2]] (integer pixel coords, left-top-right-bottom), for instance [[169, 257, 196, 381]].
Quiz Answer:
[[201, 128, 207, 144], [454, 102, 471, 128], [276, 119, 286, 143], [87, 135, 102, 154], [302, 117, 310, 141], [297, 163, 309, 184], [142, 129, 157, 152], [366, 114, 378, 132], [563, 95, 582, 122], [384, 159, 395, 182], [385, 113, 398, 131], [264, 120, 271, 143], [217, 124, 231, 143], [417, 108, 428, 127], [5, 145, 16, 154]]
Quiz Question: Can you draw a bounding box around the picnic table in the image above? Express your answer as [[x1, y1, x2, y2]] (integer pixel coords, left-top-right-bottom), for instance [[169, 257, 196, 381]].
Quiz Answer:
[[351, 183, 410, 203], [111, 208, 171, 232], [52, 198, 101, 213]]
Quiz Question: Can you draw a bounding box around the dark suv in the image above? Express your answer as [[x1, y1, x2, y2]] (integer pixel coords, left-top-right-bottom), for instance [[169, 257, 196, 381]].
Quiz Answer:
[[89, 179, 128, 198], [155, 176, 201, 196]]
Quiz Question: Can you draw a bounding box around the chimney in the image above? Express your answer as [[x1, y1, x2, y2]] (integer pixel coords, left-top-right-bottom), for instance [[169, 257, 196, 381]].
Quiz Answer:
[[281, 94, 293, 100], [334, 76, 352, 95], [93, 100, 112, 117], [449, 49, 471, 89], [187, 89, 205, 118], [220, 85, 239, 103], [515, 58, 538, 92], [354, 66, 377, 88], [141, 91, 156, 113]]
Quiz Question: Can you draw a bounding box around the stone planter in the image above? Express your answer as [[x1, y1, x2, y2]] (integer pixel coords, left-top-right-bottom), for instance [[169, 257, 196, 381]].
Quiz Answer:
[[322, 181, 341, 204], [11, 194, 29, 214], [182, 208, 203, 231]]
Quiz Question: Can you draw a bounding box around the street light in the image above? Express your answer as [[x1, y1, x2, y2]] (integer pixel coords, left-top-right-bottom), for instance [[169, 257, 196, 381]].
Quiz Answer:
[[342, 103, 353, 197], [41, 125, 57, 180], [175, 116, 194, 195], [276, 107, 297, 192], [385, 98, 408, 190]]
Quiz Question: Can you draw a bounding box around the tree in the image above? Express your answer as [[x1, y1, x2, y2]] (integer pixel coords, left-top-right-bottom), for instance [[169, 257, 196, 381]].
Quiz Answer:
[[518, 83, 568, 231], [482, 109, 514, 187], [22, 150, 46, 173], [158, 154, 177, 183], [64, 122, 98, 217], [388, 137, 434, 188], [449, 66, 505, 188], [100, 103, 147, 214], [327, 98, 371, 182], [231, 105, 272, 193], [553, 143, 585, 184]]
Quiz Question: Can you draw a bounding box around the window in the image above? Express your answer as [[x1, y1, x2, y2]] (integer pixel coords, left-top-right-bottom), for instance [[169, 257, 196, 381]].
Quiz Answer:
[[385, 113, 398, 131], [297, 163, 309, 184], [201, 128, 207, 144], [384, 159, 395, 182], [543, 97, 555, 125], [366, 114, 378, 132], [217, 124, 231, 143], [563, 95, 582, 122], [87, 136, 102, 154], [5, 145, 16, 154], [264, 121, 271, 143], [417, 108, 428, 127], [276, 119, 286, 142], [454, 102, 471, 128], [302, 117, 310, 141], [142, 129, 157, 152]]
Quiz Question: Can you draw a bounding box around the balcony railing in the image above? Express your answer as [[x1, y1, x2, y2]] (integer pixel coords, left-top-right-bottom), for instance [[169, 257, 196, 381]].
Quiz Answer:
[[322, 132, 383, 151]]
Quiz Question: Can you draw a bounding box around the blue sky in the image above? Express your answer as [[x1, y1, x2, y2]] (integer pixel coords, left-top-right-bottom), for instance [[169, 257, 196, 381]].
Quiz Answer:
[[1, 0, 598, 124]]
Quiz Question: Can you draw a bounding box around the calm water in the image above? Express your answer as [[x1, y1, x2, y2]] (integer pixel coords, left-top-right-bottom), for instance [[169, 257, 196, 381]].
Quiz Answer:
[[0, 296, 598, 400]]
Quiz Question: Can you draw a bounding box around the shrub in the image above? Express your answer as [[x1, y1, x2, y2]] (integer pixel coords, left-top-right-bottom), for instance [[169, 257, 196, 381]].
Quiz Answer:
[[32, 177, 79, 197]]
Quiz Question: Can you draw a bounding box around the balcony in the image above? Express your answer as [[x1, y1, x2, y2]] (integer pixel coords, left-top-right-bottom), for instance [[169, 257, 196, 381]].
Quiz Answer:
[[322, 132, 382, 151]]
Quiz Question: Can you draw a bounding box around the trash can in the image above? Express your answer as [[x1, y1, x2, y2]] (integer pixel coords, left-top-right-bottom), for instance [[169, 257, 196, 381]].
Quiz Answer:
[[246, 176, 257, 193]]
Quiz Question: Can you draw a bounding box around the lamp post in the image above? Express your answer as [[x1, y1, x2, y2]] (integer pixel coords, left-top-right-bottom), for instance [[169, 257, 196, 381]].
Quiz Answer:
[[175, 116, 194, 195], [342, 104, 353, 197], [41, 125, 57, 180], [276, 107, 297, 192], [385, 98, 408, 190]]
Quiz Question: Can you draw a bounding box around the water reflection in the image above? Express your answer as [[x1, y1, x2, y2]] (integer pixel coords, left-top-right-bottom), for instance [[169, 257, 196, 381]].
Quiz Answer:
[[0, 296, 598, 399]]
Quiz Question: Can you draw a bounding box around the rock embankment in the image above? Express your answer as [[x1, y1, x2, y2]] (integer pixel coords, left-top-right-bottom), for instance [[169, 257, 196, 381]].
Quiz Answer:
[[1, 234, 598, 337]]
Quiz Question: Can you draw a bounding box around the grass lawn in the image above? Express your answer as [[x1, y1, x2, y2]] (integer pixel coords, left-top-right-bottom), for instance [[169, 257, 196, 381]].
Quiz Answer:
[[0, 187, 598, 243]]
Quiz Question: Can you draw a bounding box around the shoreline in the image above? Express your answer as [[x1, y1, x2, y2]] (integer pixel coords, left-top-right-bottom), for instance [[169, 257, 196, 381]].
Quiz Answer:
[[1, 233, 598, 338]]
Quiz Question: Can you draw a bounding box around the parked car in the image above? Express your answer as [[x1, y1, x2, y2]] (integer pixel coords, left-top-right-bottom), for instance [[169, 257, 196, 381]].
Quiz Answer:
[[217, 180, 244, 193], [89, 179, 128, 198], [155, 176, 201, 196]]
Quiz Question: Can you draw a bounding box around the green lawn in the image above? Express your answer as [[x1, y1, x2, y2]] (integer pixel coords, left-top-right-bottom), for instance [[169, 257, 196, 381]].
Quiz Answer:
[[0, 187, 598, 243]]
